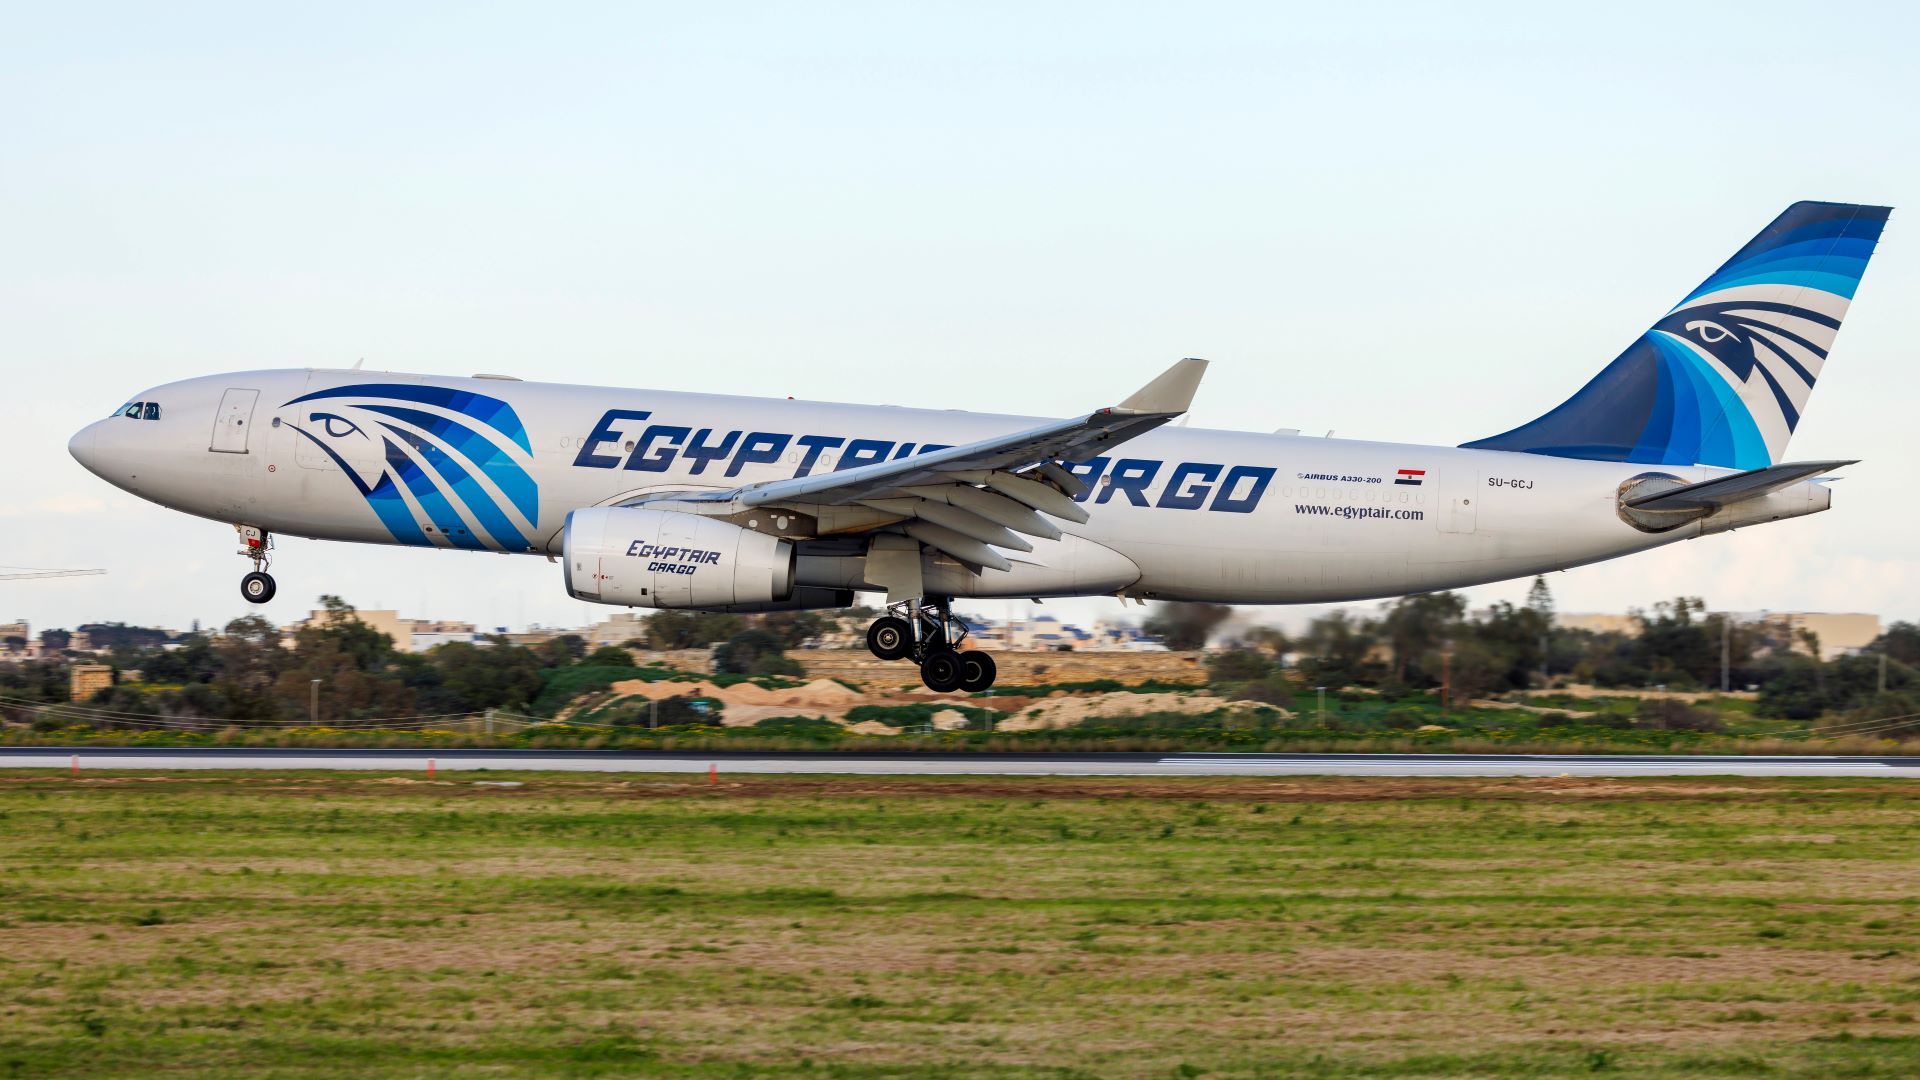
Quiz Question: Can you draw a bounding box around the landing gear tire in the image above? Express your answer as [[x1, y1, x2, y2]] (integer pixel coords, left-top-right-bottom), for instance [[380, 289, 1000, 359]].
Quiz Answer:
[[240, 571, 277, 605], [958, 651, 997, 693], [867, 616, 912, 661], [920, 648, 966, 693]]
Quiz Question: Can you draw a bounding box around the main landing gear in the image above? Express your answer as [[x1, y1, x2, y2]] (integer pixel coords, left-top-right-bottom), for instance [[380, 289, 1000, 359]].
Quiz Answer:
[[866, 597, 998, 694], [236, 524, 277, 604]]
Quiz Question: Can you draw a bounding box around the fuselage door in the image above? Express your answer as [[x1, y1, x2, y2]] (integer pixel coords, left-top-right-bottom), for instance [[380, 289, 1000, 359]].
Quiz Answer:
[[1437, 465, 1479, 534], [210, 388, 259, 454]]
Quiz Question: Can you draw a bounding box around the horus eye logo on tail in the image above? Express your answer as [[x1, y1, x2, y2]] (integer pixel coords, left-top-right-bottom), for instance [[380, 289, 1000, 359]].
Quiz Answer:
[[1464, 201, 1890, 469], [283, 383, 540, 551]]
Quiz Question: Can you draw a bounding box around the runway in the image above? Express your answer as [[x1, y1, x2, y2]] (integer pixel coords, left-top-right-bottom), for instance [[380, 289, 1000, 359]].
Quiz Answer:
[[4, 747, 1919, 777]]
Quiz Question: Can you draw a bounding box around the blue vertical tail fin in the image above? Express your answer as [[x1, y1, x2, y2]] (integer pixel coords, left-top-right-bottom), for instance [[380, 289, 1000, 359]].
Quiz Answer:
[[1462, 201, 1890, 468]]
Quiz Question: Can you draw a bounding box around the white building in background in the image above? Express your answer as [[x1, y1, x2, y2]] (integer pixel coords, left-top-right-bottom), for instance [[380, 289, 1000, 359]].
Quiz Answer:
[[408, 620, 483, 652]]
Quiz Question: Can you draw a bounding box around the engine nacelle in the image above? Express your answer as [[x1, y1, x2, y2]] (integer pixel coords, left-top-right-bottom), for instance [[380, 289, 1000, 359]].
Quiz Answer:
[[563, 507, 795, 609]]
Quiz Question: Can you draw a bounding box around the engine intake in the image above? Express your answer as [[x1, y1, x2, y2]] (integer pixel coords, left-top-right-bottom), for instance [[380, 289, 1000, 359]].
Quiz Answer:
[[564, 507, 795, 609]]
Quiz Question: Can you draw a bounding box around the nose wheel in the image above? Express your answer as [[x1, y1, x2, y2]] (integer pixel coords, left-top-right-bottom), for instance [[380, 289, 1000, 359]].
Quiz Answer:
[[235, 524, 277, 605], [865, 598, 998, 693], [241, 571, 277, 604]]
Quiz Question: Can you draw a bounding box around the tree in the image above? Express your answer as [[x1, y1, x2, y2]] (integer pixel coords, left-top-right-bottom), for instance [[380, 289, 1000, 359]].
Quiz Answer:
[[275, 599, 417, 722], [1240, 626, 1291, 659], [534, 634, 588, 667], [755, 611, 827, 648], [1294, 610, 1382, 688], [418, 640, 546, 714], [142, 636, 217, 685], [1524, 576, 1555, 621], [210, 615, 290, 722], [1872, 622, 1920, 667], [38, 629, 71, 652], [582, 645, 638, 667], [645, 611, 745, 650], [75, 622, 169, 651], [1379, 592, 1466, 684], [713, 629, 801, 676], [1142, 603, 1231, 651], [1207, 649, 1274, 683], [1632, 598, 1716, 688]]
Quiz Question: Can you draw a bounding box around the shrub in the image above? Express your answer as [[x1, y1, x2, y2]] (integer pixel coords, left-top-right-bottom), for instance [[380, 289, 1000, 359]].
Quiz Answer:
[[1207, 649, 1275, 683], [750, 715, 844, 739], [713, 630, 789, 676], [605, 695, 719, 729], [1230, 675, 1295, 709], [581, 646, 638, 668], [1634, 698, 1723, 733]]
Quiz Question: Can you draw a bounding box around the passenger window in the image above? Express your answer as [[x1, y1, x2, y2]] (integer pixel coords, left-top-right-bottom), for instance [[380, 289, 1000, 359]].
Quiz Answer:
[[123, 402, 143, 419], [144, 402, 160, 420]]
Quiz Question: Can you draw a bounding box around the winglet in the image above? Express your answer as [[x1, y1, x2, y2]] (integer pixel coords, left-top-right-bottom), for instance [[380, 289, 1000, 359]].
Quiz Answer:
[[1116, 357, 1208, 415]]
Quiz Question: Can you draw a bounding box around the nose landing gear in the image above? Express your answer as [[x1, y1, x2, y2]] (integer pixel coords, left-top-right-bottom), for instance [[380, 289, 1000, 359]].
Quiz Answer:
[[236, 525, 277, 604], [865, 597, 999, 693]]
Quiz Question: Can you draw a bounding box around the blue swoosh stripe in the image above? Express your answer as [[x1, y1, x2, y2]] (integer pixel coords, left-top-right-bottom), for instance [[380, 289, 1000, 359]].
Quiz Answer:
[[385, 437, 484, 550], [358, 404, 539, 522], [379, 423, 531, 552]]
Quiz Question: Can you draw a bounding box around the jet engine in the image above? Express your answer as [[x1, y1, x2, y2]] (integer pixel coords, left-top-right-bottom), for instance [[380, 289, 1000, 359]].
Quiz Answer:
[[563, 506, 795, 609]]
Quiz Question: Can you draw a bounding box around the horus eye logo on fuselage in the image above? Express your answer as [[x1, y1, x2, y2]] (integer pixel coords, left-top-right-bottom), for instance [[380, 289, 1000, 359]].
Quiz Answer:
[[282, 384, 541, 552]]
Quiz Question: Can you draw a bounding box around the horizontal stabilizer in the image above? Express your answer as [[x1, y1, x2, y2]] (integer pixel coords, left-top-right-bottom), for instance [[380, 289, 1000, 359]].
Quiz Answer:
[[1623, 460, 1857, 513]]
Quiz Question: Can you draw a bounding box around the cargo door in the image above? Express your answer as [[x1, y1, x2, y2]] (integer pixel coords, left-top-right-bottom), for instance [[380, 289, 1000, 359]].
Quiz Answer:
[[210, 388, 259, 454]]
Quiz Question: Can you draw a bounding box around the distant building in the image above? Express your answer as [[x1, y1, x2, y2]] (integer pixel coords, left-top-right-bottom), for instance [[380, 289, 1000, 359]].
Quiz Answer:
[[1749, 612, 1880, 661], [408, 620, 481, 652], [283, 608, 414, 652], [581, 612, 649, 648], [69, 663, 112, 701], [1554, 613, 1640, 636], [0, 619, 29, 655], [1555, 610, 1881, 662]]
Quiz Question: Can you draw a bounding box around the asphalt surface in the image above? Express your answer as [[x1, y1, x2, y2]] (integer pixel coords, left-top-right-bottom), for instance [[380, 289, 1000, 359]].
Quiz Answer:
[[4, 747, 1919, 777]]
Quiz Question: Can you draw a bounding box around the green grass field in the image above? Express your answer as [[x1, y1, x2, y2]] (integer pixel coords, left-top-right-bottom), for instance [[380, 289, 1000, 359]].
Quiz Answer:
[[2, 771, 1919, 1078]]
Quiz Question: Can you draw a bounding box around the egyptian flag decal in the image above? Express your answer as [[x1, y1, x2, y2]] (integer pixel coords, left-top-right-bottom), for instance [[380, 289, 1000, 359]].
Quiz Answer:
[[1394, 468, 1426, 486]]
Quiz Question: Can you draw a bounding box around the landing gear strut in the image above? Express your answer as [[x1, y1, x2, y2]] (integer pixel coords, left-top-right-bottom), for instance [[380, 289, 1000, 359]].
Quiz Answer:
[[237, 525, 277, 604], [865, 597, 998, 693]]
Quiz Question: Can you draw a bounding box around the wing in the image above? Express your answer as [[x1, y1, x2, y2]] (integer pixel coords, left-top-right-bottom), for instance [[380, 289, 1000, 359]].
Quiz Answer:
[[654, 358, 1207, 571]]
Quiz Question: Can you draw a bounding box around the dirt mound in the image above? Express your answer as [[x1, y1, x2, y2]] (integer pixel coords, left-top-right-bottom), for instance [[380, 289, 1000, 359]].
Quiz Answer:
[[784, 679, 864, 707], [998, 690, 1277, 731]]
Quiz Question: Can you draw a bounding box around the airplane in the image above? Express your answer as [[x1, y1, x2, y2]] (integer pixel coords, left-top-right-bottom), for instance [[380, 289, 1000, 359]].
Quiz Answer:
[[69, 201, 1889, 694]]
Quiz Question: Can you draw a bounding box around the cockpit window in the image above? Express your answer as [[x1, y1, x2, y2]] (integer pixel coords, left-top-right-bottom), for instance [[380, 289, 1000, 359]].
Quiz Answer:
[[122, 402, 143, 419], [143, 402, 160, 420]]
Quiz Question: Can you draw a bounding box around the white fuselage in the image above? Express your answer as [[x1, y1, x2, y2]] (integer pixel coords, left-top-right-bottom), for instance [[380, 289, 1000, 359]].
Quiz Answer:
[[69, 368, 1833, 606]]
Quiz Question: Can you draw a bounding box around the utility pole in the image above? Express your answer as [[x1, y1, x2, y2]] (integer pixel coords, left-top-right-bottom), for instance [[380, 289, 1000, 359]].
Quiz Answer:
[[1728, 611, 1743, 691], [309, 678, 320, 725], [1881, 651, 1889, 696], [1441, 650, 1452, 713], [484, 708, 495, 736]]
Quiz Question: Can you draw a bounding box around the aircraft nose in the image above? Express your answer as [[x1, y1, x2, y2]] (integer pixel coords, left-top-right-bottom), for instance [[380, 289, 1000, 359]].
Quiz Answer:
[[68, 420, 104, 476]]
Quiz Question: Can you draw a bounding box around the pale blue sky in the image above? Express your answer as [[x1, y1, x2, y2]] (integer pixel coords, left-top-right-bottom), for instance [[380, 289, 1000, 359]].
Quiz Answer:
[[3, 2, 1915, 634]]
